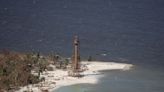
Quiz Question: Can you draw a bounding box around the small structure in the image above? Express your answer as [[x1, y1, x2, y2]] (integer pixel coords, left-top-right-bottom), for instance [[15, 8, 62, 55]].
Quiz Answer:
[[68, 36, 81, 77]]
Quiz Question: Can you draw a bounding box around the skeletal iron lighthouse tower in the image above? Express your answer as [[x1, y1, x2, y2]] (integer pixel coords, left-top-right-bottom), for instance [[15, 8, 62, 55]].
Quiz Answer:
[[68, 36, 81, 77], [72, 36, 80, 71]]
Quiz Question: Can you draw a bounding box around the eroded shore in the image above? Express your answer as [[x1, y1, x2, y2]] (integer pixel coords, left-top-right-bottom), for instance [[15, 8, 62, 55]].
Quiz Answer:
[[16, 61, 133, 92]]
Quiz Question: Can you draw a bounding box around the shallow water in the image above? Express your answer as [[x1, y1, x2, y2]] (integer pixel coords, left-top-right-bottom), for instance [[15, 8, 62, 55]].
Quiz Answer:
[[54, 66, 164, 92]]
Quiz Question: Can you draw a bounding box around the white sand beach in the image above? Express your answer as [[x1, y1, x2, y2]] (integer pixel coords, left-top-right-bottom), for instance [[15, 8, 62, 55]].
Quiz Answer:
[[16, 61, 133, 92]]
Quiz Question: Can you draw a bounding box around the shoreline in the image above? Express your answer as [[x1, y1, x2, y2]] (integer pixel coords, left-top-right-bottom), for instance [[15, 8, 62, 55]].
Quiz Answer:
[[16, 61, 133, 92]]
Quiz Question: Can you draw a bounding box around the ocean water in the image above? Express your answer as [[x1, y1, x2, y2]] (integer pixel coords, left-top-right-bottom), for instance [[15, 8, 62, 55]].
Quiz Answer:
[[54, 67, 164, 92], [0, 0, 164, 65], [0, 0, 164, 91]]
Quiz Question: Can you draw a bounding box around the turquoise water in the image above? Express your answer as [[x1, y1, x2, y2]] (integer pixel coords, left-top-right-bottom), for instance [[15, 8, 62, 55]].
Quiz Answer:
[[54, 66, 164, 92]]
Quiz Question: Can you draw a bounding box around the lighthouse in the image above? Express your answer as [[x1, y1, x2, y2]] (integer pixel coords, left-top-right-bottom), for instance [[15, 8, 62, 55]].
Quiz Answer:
[[72, 35, 80, 71], [68, 36, 81, 77]]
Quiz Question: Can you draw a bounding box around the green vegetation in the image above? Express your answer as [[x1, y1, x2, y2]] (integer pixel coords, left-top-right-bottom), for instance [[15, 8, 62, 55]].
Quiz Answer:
[[0, 50, 70, 91], [0, 50, 48, 91], [48, 52, 69, 69]]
